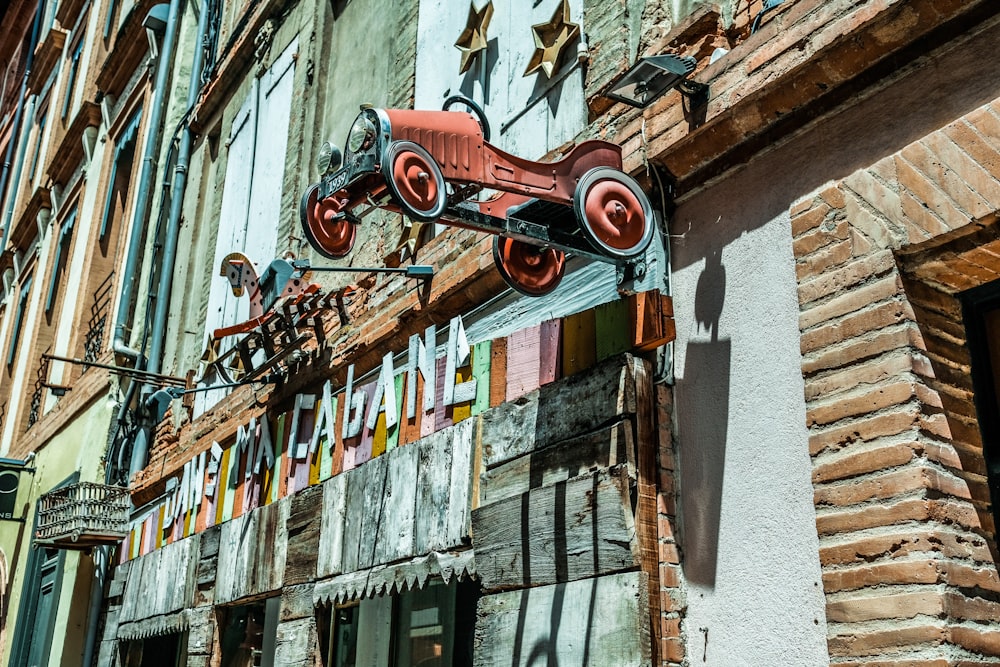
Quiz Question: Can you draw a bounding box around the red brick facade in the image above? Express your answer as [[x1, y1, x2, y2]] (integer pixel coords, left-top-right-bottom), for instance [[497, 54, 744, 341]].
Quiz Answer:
[[792, 100, 1000, 663]]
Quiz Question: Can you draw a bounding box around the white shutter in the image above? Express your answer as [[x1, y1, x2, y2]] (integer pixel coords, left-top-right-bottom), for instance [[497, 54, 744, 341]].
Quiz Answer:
[[204, 88, 257, 341], [244, 38, 297, 267], [196, 41, 296, 416]]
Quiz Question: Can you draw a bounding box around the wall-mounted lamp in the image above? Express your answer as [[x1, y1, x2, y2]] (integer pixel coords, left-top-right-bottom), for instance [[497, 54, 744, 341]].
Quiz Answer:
[[143, 4, 171, 59], [605, 54, 708, 109]]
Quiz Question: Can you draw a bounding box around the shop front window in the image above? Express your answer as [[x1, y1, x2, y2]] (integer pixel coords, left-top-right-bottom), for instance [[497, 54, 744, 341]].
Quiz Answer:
[[318, 579, 478, 667], [219, 597, 279, 667]]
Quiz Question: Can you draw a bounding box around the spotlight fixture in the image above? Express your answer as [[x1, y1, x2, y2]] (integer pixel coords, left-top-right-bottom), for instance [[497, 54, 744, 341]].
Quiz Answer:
[[143, 4, 171, 58], [605, 54, 708, 109]]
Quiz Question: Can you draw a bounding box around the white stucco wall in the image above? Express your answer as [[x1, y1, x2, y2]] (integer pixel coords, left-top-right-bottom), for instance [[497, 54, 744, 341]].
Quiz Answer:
[[665, 22, 1000, 663], [669, 176, 829, 665]]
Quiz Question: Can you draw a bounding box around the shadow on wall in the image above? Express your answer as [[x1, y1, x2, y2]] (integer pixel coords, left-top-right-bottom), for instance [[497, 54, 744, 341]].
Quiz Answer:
[[460, 38, 498, 106], [677, 250, 731, 587]]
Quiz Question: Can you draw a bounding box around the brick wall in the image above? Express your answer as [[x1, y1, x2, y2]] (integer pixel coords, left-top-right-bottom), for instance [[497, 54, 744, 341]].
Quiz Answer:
[[792, 99, 1000, 663], [656, 383, 686, 666]]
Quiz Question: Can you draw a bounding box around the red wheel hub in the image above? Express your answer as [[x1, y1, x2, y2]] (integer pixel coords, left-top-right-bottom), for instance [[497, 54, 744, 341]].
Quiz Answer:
[[303, 185, 356, 258], [494, 237, 565, 296], [584, 180, 646, 251], [392, 150, 439, 213]]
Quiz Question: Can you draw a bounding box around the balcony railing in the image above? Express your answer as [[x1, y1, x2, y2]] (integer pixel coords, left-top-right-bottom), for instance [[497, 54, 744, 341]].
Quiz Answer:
[[36, 482, 129, 549]]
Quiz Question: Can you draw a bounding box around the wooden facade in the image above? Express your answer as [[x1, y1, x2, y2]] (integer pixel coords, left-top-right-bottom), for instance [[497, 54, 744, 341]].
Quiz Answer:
[[98, 297, 668, 665]]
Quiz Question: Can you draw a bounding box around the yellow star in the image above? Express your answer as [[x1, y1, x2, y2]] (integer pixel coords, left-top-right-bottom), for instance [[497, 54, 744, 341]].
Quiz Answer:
[[454, 1, 494, 75], [524, 0, 580, 78]]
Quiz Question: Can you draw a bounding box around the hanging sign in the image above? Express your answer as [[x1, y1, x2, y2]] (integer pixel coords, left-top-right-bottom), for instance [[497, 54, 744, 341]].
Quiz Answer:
[[0, 463, 24, 521]]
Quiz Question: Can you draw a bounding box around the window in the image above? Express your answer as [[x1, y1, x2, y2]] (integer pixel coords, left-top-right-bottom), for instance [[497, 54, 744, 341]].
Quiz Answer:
[[6, 273, 33, 369], [196, 39, 297, 414], [61, 37, 84, 120], [46, 204, 76, 314], [72, 107, 140, 369], [121, 633, 186, 666], [27, 108, 48, 184], [219, 597, 279, 667], [99, 108, 140, 243], [962, 280, 1000, 545], [318, 579, 478, 667]]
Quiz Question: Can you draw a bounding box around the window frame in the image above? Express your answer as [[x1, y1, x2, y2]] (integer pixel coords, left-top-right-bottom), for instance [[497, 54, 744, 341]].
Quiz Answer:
[[961, 279, 1000, 547]]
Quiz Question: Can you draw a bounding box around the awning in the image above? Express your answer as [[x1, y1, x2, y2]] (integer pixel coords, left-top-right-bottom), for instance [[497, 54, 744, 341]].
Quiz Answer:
[[313, 550, 476, 607], [117, 610, 190, 641]]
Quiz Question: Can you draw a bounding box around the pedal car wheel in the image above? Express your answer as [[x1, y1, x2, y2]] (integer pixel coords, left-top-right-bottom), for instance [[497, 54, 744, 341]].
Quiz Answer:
[[300, 183, 356, 259], [385, 141, 447, 222], [493, 236, 565, 297], [574, 167, 654, 260]]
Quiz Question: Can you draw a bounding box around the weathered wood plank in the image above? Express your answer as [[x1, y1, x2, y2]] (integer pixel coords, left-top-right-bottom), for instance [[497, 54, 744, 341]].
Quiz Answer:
[[108, 561, 130, 599], [415, 425, 454, 554], [562, 307, 596, 377], [357, 455, 388, 570], [273, 617, 318, 667], [471, 340, 491, 416], [539, 318, 561, 386], [284, 485, 322, 585], [280, 583, 316, 622], [474, 571, 651, 667], [446, 417, 475, 546], [317, 473, 347, 578], [374, 441, 418, 565], [341, 462, 367, 572], [630, 356, 661, 654], [489, 335, 507, 408], [215, 499, 288, 604], [595, 299, 630, 361], [473, 468, 637, 592], [186, 605, 215, 655], [506, 324, 541, 400], [480, 354, 635, 469], [481, 421, 633, 506]]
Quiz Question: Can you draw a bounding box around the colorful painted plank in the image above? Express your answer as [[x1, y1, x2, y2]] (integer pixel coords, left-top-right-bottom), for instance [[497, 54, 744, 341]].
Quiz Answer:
[[561, 308, 597, 377]]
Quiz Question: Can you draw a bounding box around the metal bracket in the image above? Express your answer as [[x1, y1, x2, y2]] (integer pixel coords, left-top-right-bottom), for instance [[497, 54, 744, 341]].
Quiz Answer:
[[616, 259, 647, 296]]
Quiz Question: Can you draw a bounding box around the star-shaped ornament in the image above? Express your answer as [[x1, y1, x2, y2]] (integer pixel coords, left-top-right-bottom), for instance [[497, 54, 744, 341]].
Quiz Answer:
[[455, 1, 494, 75], [524, 0, 580, 78]]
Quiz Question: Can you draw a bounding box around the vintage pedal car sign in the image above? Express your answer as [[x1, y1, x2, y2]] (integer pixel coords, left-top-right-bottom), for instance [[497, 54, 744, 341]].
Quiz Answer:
[[300, 97, 654, 296]]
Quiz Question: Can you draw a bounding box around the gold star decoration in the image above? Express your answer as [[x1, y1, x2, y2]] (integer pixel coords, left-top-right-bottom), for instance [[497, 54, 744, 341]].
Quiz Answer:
[[524, 0, 580, 78], [454, 1, 494, 75]]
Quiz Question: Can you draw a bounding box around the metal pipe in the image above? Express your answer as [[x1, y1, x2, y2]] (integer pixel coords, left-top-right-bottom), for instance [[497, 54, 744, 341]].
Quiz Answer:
[[82, 4, 186, 663], [41, 353, 187, 385], [146, 0, 210, 377], [0, 4, 43, 255], [111, 0, 183, 365]]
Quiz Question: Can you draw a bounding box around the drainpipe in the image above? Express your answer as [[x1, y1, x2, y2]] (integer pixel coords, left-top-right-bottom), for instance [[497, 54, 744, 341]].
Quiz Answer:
[[111, 0, 182, 366], [147, 0, 209, 378], [127, 0, 210, 482], [0, 5, 44, 254]]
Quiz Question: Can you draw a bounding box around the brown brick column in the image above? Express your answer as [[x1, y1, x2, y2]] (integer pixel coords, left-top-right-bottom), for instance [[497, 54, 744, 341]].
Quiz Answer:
[[792, 101, 1000, 664], [655, 383, 685, 667]]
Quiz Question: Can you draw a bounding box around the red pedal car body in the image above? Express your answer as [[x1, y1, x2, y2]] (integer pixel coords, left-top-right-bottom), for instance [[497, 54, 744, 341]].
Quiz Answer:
[[300, 98, 654, 296]]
